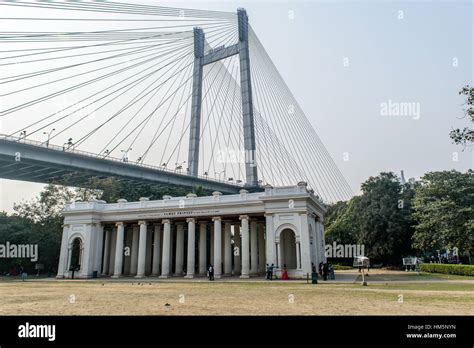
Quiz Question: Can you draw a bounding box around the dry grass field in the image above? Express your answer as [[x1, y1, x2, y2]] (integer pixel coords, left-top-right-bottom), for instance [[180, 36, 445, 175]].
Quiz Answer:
[[0, 272, 472, 315]]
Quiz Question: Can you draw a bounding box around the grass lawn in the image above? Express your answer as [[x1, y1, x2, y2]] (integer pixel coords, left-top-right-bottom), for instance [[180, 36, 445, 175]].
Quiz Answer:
[[0, 275, 472, 315]]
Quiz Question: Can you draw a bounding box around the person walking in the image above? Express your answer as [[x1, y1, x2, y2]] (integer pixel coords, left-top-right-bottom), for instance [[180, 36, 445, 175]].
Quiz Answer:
[[208, 264, 214, 281], [322, 263, 328, 281], [270, 263, 275, 280]]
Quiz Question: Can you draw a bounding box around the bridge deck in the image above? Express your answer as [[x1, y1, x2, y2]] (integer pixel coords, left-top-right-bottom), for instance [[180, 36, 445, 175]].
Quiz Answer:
[[0, 135, 247, 194]]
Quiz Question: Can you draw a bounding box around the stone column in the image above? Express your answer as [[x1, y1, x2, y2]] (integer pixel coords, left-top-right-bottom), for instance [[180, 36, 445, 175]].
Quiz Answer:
[[151, 224, 162, 276], [57, 224, 69, 278], [296, 241, 301, 269], [199, 222, 207, 275], [175, 223, 185, 276], [67, 245, 73, 276], [264, 213, 275, 266], [185, 218, 196, 278], [277, 241, 282, 268], [159, 220, 171, 278], [258, 223, 265, 273], [212, 217, 222, 278], [112, 222, 124, 278], [224, 222, 232, 275], [101, 229, 110, 275], [130, 225, 139, 275], [210, 224, 214, 265], [250, 220, 258, 275], [135, 221, 147, 278], [233, 225, 241, 275], [240, 215, 250, 278]]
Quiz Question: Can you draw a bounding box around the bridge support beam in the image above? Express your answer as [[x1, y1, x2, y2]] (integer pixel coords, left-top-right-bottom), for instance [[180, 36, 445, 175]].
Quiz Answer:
[[237, 8, 258, 187], [187, 8, 258, 187], [188, 27, 204, 177]]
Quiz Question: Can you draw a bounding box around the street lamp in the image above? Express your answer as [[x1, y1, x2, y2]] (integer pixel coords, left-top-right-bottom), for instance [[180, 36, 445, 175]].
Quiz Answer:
[[121, 148, 132, 163], [175, 161, 186, 171], [214, 170, 225, 181], [43, 128, 55, 148], [63, 138, 73, 151]]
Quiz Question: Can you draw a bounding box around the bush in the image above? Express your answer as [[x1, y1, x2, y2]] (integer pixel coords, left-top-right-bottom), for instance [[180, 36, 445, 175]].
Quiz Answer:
[[420, 263, 474, 276]]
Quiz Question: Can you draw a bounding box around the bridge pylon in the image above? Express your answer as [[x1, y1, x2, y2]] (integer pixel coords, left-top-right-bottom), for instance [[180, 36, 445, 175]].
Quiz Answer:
[[187, 8, 258, 187]]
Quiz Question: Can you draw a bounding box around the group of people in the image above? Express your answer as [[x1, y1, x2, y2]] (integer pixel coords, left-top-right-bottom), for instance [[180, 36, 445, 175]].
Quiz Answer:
[[317, 262, 335, 281]]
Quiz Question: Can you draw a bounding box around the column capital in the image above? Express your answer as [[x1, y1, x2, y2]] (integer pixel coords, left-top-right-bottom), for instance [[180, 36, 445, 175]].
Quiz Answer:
[[239, 215, 249, 221], [115, 222, 124, 227], [212, 216, 222, 222], [138, 220, 147, 226], [62, 224, 70, 228], [162, 219, 171, 225], [264, 212, 274, 217], [186, 218, 196, 223]]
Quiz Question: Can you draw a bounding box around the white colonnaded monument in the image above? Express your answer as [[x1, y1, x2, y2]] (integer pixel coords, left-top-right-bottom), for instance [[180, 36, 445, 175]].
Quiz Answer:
[[57, 182, 327, 279]]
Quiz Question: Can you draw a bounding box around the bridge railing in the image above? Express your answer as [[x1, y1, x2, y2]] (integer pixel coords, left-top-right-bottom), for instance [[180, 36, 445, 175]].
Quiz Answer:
[[0, 133, 244, 187]]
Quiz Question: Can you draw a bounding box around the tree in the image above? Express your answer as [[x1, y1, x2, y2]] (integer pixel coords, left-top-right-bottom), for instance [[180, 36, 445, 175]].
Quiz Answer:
[[324, 172, 416, 265], [353, 172, 415, 264], [412, 170, 474, 263], [324, 200, 358, 246], [450, 85, 474, 146]]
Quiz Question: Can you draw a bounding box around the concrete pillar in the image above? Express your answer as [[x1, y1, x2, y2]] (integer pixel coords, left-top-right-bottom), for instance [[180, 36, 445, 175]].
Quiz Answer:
[[175, 223, 185, 276], [199, 222, 207, 275], [212, 217, 222, 278], [130, 225, 139, 275], [296, 241, 301, 269], [240, 215, 250, 278], [101, 228, 110, 275], [57, 224, 69, 278], [135, 221, 147, 278], [224, 222, 232, 275], [233, 225, 241, 275], [258, 223, 265, 274], [277, 242, 282, 269], [93, 224, 104, 275], [210, 224, 214, 265], [112, 222, 124, 278], [250, 220, 258, 275], [185, 218, 196, 278], [159, 220, 171, 278], [151, 224, 162, 276], [264, 213, 275, 267]]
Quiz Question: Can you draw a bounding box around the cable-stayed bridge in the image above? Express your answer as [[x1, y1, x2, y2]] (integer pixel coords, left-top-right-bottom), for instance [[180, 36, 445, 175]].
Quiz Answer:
[[0, 1, 353, 202]]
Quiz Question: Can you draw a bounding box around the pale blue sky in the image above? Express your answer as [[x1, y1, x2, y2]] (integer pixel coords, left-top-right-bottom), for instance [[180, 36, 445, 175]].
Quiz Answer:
[[0, 0, 472, 211]]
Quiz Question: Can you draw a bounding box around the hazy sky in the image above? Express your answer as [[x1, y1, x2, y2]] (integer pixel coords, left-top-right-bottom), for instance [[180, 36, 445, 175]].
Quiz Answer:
[[0, 0, 472, 212]]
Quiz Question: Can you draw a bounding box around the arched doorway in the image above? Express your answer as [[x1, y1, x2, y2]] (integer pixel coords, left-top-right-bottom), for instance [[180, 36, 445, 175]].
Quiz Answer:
[[280, 229, 297, 269], [70, 237, 83, 271]]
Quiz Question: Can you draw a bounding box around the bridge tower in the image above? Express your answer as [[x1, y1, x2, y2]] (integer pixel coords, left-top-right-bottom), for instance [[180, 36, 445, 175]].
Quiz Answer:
[[187, 8, 258, 187]]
